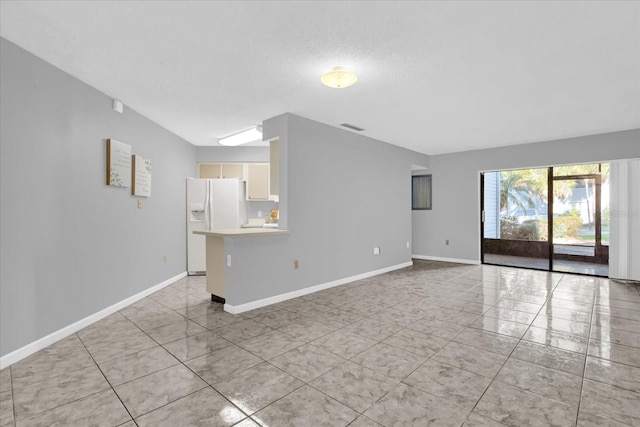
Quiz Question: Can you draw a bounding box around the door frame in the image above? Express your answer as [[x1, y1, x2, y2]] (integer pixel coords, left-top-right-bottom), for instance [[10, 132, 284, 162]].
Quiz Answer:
[[551, 172, 605, 265], [481, 167, 608, 275], [480, 172, 485, 264]]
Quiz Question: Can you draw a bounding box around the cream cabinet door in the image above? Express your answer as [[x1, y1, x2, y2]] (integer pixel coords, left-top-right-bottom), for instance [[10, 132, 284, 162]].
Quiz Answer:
[[221, 163, 244, 179], [247, 163, 269, 200], [199, 163, 221, 178]]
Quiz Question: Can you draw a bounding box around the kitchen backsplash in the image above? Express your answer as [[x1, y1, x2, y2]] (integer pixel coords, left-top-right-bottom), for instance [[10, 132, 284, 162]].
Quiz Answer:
[[248, 200, 278, 219]]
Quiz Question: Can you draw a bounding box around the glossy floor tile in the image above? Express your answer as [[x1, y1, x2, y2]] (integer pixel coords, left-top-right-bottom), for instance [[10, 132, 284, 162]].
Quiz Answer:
[[475, 381, 578, 426], [2, 262, 639, 426], [310, 361, 398, 413], [253, 385, 358, 426], [364, 383, 469, 426], [134, 387, 245, 427], [495, 358, 582, 405], [16, 389, 130, 427], [403, 359, 492, 411], [213, 363, 304, 415]]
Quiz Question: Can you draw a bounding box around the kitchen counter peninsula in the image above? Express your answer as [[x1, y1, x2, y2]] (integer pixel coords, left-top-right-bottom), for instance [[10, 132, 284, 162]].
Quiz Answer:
[[193, 228, 288, 238], [193, 228, 289, 304]]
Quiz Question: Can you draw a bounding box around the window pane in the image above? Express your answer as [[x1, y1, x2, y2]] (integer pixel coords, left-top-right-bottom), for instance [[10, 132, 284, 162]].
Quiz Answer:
[[483, 167, 549, 271], [553, 163, 601, 176], [498, 168, 548, 242], [412, 175, 431, 210]]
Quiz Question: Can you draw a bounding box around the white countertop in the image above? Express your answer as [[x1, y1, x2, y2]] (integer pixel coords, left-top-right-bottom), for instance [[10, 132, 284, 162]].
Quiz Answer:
[[193, 228, 289, 237]]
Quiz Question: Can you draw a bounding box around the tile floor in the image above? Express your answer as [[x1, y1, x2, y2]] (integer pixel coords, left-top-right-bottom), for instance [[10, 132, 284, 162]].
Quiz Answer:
[[1, 260, 640, 426]]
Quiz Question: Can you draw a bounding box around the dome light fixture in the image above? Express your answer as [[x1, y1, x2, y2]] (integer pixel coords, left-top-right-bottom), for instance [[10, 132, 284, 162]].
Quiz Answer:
[[321, 66, 358, 89]]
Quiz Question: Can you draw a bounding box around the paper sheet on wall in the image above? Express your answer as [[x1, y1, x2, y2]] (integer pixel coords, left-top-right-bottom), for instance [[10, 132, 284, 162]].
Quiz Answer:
[[132, 154, 152, 197], [106, 139, 132, 187]]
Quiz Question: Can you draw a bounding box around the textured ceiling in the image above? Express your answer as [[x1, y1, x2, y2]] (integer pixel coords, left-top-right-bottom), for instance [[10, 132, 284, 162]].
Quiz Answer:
[[1, 1, 638, 155]]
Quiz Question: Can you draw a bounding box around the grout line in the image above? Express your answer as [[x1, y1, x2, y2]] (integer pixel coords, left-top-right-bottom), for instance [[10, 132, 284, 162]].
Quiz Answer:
[[77, 331, 138, 424], [462, 269, 566, 424], [9, 365, 15, 426], [8, 336, 123, 423], [574, 274, 598, 426]]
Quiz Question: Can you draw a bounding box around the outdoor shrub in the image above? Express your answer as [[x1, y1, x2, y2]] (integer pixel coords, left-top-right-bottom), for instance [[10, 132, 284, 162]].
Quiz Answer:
[[554, 216, 582, 237], [536, 219, 548, 240], [566, 209, 581, 218], [500, 217, 539, 240], [518, 220, 539, 240], [535, 217, 582, 239], [500, 216, 518, 238]]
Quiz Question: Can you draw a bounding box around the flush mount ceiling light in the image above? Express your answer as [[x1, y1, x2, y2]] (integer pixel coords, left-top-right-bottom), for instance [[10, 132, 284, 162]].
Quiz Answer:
[[218, 126, 263, 146], [321, 66, 358, 89]]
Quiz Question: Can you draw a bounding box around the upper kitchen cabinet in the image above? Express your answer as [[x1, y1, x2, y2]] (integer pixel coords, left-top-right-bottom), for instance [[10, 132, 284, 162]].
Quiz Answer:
[[199, 163, 221, 178], [246, 163, 270, 200], [198, 162, 273, 201], [221, 163, 244, 179], [198, 163, 244, 180]]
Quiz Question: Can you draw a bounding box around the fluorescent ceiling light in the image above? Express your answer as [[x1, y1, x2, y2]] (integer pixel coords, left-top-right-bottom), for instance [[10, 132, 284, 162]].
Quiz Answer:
[[321, 66, 358, 89], [218, 126, 262, 146]]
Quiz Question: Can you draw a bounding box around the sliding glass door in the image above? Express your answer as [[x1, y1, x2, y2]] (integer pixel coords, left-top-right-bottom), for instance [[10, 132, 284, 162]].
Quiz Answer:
[[481, 163, 609, 276], [551, 165, 609, 275], [482, 168, 549, 270]]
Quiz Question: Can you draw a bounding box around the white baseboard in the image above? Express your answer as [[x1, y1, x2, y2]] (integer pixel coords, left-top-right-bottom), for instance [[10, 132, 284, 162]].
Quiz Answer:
[[225, 261, 413, 314], [0, 271, 187, 370], [412, 254, 480, 265]]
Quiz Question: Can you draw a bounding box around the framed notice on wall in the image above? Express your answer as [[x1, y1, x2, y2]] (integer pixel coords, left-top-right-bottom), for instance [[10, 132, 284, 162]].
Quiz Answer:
[[106, 139, 132, 187], [132, 155, 152, 197]]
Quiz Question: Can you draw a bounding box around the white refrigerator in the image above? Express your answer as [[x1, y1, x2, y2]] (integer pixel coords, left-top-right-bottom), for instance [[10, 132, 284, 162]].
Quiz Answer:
[[187, 178, 247, 275]]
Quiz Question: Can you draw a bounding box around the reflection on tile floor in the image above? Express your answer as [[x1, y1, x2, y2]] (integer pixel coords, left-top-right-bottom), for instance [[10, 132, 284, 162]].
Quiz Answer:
[[2, 260, 640, 426], [484, 253, 610, 276]]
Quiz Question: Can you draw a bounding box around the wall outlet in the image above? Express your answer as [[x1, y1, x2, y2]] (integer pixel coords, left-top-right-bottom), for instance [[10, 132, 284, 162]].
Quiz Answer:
[[445, 239, 450, 245], [258, 210, 262, 217], [294, 259, 299, 269], [406, 241, 410, 248], [163, 255, 167, 263], [373, 247, 380, 255], [137, 200, 142, 209], [226, 255, 231, 267]]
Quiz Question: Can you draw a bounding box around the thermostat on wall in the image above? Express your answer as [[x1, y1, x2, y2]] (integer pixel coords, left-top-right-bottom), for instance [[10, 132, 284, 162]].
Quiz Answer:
[[113, 99, 124, 114]]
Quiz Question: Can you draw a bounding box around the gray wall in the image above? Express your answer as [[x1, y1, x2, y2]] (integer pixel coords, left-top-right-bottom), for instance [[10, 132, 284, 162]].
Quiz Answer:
[[195, 146, 270, 164], [0, 38, 196, 357], [246, 201, 279, 220], [412, 129, 640, 262], [225, 114, 430, 306]]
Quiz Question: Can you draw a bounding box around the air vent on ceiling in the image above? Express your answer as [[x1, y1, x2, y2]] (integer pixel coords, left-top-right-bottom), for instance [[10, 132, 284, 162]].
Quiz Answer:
[[340, 123, 365, 132]]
